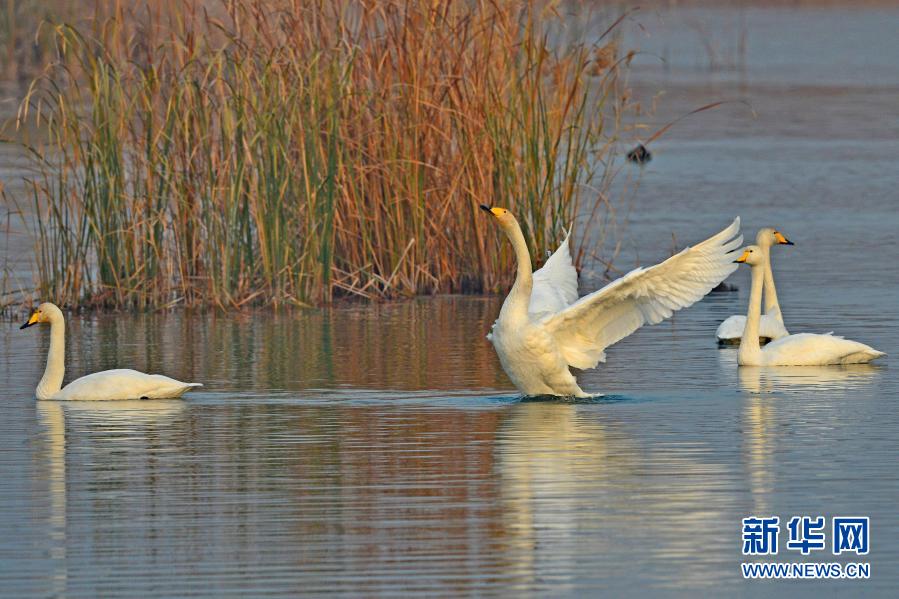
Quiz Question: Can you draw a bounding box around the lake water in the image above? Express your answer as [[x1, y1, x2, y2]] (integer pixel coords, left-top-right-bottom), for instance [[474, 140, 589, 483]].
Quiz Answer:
[[1, 5, 898, 597]]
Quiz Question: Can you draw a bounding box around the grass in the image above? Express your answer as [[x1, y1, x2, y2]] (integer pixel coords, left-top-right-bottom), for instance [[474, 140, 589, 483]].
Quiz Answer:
[[6, 0, 635, 309]]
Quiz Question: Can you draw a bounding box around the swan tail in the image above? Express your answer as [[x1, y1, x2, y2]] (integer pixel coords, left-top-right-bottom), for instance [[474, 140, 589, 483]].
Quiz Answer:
[[819, 332, 886, 364], [841, 349, 885, 364], [164, 384, 201, 398]]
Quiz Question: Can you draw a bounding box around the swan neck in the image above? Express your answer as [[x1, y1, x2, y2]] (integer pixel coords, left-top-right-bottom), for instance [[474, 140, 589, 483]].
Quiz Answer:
[[502, 221, 533, 320], [740, 264, 765, 359], [37, 316, 65, 400], [762, 249, 783, 322]]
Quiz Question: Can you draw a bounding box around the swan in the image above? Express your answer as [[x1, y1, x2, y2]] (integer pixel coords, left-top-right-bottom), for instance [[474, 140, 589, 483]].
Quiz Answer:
[[21, 302, 202, 400], [716, 228, 793, 344], [734, 246, 884, 366], [480, 206, 742, 396]]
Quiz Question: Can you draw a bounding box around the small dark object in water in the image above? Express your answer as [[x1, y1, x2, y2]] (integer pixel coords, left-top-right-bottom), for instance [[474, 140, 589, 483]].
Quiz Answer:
[[626, 144, 651, 165], [710, 281, 738, 293]]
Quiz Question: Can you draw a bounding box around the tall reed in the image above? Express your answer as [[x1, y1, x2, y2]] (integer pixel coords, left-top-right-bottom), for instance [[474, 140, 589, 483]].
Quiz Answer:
[[10, 0, 633, 309]]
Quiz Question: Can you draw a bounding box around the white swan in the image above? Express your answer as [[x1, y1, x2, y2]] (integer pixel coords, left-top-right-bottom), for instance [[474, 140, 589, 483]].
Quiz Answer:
[[21, 302, 202, 400], [480, 206, 742, 396], [716, 227, 792, 344], [734, 246, 884, 366]]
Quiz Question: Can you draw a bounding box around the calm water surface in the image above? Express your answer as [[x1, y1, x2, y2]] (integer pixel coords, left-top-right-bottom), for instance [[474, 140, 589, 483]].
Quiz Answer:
[[1, 5, 898, 597]]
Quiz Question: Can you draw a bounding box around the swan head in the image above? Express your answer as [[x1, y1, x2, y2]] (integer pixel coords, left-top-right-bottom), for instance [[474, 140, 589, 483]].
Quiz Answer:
[[756, 227, 794, 247], [734, 245, 765, 266], [479, 205, 519, 232], [20, 302, 63, 329]]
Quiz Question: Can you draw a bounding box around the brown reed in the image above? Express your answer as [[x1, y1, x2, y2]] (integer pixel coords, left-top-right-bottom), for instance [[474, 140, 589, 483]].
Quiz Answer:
[[7, 0, 635, 309]]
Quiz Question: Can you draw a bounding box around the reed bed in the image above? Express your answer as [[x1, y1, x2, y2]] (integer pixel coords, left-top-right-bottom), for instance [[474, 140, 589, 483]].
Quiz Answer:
[[0, 0, 77, 83], [9, 0, 633, 309]]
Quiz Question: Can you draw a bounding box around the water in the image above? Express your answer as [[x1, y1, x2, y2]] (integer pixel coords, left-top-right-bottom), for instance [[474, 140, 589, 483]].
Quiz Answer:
[[1, 5, 898, 597]]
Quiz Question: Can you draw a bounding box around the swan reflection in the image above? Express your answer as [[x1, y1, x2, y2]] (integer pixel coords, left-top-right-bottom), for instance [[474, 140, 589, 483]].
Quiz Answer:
[[718, 348, 880, 393], [738, 364, 880, 394], [722, 351, 881, 517], [496, 401, 735, 590], [36, 399, 186, 595]]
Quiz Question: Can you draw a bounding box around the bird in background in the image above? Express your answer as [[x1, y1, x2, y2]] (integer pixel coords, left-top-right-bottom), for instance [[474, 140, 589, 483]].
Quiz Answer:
[[733, 246, 884, 366], [716, 227, 793, 344]]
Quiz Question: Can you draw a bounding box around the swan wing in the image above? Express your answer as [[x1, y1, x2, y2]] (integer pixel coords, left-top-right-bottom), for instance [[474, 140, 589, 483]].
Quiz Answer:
[[55, 369, 202, 401], [762, 333, 885, 365], [529, 229, 579, 317], [542, 217, 742, 369]]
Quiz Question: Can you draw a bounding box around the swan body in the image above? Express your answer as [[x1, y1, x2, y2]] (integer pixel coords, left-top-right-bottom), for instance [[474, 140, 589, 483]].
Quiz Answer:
[[480, 206, 742, 396], [21, 303, 201, 400], [46, 369, 201, 401], [734, 246, 884, 366], [716, 314, 787, 343], [716, 228, 792, 344]]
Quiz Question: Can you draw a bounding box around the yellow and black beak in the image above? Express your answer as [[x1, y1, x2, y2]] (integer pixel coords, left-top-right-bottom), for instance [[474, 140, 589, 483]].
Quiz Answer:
[[774, 231, 794, 245], [733, 249, 751, 264], [20, 311, 40, 330], [479, 205, 504, 218]]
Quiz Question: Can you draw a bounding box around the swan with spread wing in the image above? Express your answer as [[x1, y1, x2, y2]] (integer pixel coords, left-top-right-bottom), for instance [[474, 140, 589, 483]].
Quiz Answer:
[[480, 206, 742, 396]]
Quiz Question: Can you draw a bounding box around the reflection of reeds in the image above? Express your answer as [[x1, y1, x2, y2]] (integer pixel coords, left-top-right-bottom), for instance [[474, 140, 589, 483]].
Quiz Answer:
[[10, 0, 632, 309], [61, 297, 509, 392]]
